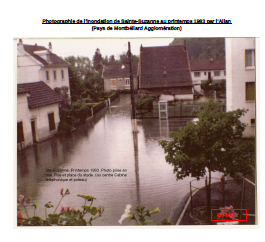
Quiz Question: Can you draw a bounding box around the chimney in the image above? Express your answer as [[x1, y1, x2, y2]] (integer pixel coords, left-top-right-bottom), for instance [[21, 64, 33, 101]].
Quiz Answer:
[[48, 42, 52, 52], [18, 39, 23, 49]]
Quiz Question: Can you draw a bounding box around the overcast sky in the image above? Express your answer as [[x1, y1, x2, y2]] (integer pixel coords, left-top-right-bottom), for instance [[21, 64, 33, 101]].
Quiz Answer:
[[17, 38, 175, 61]]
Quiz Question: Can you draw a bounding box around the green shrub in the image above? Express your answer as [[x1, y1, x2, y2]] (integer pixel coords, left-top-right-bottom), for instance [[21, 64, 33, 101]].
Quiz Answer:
[[57, 122, 72, 135], [136, 94, 157, 111]]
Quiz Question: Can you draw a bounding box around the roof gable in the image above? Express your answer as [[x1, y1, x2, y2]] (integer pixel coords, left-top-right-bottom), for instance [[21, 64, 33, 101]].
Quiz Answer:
[[190, 59, 225, 71], [17, 82, 63, 109], [139, 45, 193, 89]]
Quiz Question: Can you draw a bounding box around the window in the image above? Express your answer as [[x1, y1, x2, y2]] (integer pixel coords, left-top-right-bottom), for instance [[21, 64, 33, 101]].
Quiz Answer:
[[194, 72, 201, 77], [61, 70, 64, 79], [250, 119, 255, 126], [246, 82, 255, 101], [245, 49, 255, 67], [125, 78, 130, 86], [46, 71, 49, 81], [204, 72, 207, 76], [224, 71, 226, 76], [48, 112, 56, 131], [17, 122, 25, 143], [214, 71, 220, 76], [111, 80, 116, 87], [53, 71, 57, 81]]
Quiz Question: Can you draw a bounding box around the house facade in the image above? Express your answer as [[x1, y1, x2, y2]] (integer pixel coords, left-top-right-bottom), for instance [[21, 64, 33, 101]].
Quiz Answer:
[[225, 38, 256, 138], [138, 44, 194, 101], [17, 82, 63, 149], [103, 63, 138, 92], [17, 39, 71, 106], [190, 58, 226, 92], [16, 39, 69, 149]]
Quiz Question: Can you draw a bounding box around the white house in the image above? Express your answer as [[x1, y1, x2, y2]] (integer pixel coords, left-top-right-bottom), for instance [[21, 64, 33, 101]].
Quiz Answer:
[[16, 39, 69, 149], [17, 39, 71, 106], [190, 57, 226, 92], [17, 82, 63, 149], [225, 38, 256, 138]]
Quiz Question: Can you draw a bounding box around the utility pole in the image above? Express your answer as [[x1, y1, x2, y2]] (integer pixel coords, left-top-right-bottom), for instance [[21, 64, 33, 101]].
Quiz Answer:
[[128, 42, 137, 132]]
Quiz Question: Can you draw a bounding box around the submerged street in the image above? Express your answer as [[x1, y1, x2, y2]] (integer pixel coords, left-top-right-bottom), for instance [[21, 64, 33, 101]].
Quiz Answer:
[[17, 94, 222, 225]]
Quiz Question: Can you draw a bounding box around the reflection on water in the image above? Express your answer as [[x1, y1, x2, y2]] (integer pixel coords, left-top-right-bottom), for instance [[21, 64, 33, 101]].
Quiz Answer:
[[17, 94, 220, 225]]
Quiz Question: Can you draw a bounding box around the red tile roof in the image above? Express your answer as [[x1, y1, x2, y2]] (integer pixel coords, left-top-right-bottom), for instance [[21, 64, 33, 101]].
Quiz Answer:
[[23, 44, 69, 67], [17, 86, 27, 94], [139, 45, 193, 89], [103, 63, 138, 78], [17, 82, 63, 109], [190, 59, 225, 71]]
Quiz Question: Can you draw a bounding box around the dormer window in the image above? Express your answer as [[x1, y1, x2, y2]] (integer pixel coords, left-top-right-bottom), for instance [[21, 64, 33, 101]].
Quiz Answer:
[[33, 50, 51, 63]]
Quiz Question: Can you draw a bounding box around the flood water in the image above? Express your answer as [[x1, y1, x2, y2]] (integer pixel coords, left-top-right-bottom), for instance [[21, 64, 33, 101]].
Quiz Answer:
[[17, 94, 221, 226]]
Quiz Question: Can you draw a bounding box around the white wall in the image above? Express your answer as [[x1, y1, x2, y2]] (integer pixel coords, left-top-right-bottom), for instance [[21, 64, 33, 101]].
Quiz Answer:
[[191, 70, 226, 83], [17, 47, 70, 94], [17, 94, 60, 148], [226, 38, 256, 138], [17, 48, 41, 83], [40, 67, 70, 90]]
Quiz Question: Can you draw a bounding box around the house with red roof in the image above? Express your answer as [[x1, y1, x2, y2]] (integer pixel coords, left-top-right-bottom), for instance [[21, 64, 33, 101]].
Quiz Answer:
[[102, 63, 138, 92], [190, 57, 226, 92], [16, 39, 69, 149], [138, 44, 194, 101]]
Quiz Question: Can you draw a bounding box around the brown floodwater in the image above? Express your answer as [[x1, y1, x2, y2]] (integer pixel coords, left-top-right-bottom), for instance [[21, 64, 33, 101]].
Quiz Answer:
[[17, 94, 221, 226]]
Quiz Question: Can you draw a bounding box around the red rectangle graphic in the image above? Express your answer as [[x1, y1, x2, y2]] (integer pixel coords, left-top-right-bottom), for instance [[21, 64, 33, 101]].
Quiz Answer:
[[211, 209, 247, 221]]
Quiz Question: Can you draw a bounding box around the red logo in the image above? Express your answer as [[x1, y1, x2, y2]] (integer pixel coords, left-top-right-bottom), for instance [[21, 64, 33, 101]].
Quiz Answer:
[[211, 207, 247, 222]]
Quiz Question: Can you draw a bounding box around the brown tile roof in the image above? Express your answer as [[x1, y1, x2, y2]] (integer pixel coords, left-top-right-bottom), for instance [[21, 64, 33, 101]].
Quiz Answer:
[[190, 59, 225, 71], [17, 86, 27, 94], [17, 82, 63, 109], [139, 45, 193, 89], [103, 63, 138, 78], [23, 44, 69, 67]]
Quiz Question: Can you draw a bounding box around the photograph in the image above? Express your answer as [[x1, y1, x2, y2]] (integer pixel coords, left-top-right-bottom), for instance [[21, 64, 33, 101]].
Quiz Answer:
[[16, 37, 256, 226]]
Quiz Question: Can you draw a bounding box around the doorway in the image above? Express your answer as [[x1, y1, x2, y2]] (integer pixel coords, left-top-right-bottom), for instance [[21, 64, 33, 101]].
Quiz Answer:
[[208, 72, 212, 81], [31, 120, 37, 143]]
